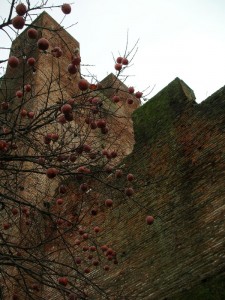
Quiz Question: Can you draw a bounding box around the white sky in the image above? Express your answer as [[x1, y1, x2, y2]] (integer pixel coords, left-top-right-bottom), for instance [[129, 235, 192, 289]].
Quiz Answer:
[[1, 0, 225, 103]]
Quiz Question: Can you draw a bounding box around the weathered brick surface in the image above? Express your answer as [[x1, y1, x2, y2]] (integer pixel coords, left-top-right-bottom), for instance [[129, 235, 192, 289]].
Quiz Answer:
[[89, 78, 225, 299]]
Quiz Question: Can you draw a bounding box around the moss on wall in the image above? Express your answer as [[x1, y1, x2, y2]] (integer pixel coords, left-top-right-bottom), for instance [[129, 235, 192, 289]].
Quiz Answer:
[[172, 272, 225, 300], [98, 78, 225, 299], [132, 77, 195, 146]]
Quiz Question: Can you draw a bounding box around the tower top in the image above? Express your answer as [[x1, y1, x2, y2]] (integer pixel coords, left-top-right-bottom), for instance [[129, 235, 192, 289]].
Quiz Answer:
[[12, 11, 79, 50]]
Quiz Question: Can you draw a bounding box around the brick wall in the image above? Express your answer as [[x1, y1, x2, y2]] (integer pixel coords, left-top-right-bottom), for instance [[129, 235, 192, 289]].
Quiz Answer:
[[87, 78, 225, 299]]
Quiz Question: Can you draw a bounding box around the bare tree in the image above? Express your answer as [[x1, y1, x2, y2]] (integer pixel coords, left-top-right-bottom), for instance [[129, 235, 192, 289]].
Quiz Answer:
[[0, 1, 149, 299]]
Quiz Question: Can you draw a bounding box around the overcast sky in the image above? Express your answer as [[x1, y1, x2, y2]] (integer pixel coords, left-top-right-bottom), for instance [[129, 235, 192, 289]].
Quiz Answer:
[[1, 0, 225, 103]]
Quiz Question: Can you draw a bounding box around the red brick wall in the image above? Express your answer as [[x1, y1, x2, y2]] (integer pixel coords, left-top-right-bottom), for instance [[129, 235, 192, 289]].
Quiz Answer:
[[86, 78, 225, 299]]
